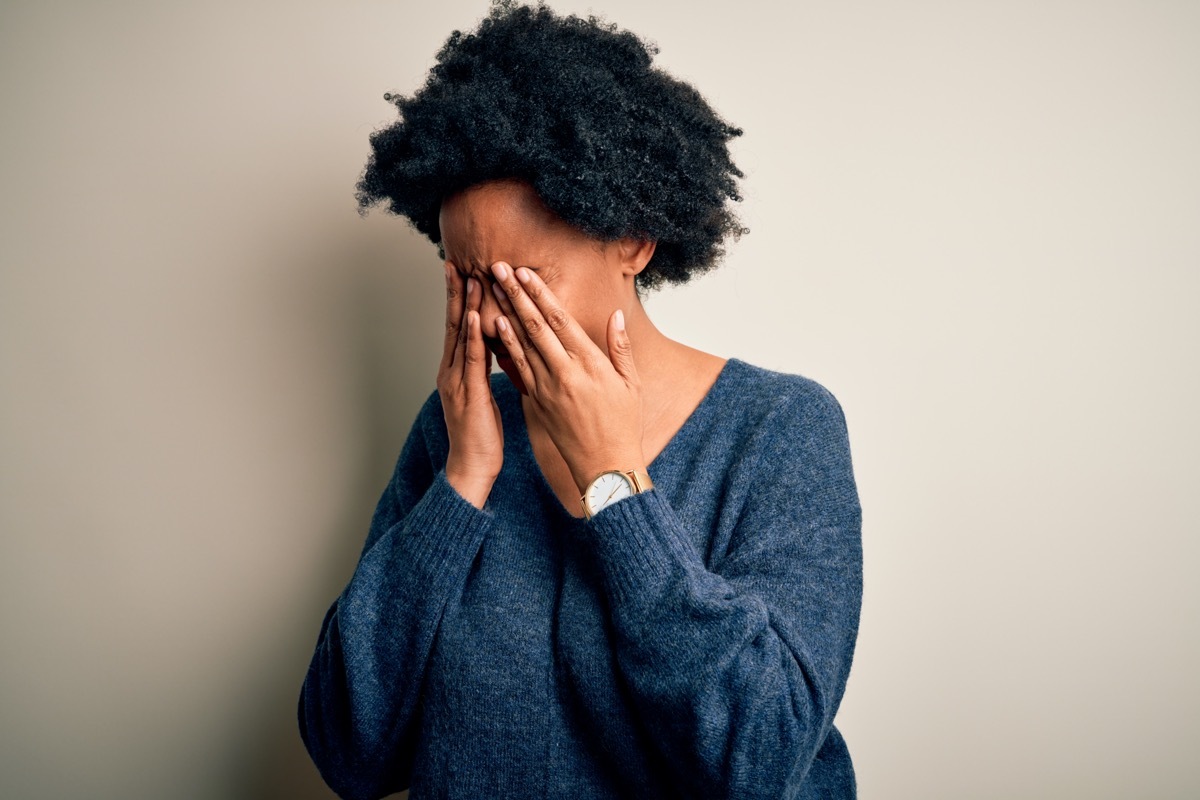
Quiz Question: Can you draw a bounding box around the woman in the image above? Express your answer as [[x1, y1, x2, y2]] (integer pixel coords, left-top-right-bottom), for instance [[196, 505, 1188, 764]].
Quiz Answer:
[[299, 3, 862, 798]]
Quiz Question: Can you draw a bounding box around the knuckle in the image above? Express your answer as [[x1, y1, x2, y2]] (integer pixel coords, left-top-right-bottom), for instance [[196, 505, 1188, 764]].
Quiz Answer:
[[504, 282, 522, 300], [523, 315, 543, 337], [546, 307, 570, 332]]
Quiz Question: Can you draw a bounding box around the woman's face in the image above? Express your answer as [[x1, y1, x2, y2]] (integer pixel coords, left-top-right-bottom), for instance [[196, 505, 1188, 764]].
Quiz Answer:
[[438, 180, 635, 381]]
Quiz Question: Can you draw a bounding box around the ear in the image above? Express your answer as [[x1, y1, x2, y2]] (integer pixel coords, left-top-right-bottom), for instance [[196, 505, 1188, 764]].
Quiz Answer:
[[614, 237, 657, 278]]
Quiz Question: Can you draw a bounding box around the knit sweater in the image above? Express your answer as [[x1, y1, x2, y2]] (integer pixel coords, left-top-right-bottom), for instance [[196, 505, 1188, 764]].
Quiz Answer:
[[299, 358, 863, 799]]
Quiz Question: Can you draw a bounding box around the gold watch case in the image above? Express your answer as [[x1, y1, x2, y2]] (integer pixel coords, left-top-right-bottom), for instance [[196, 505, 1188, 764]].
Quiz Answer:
[[581, 469, 654, 519]]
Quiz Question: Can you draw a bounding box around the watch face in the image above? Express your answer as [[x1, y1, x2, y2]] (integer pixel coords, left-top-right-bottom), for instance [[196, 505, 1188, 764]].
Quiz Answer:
[[586, 471, 634, 515]]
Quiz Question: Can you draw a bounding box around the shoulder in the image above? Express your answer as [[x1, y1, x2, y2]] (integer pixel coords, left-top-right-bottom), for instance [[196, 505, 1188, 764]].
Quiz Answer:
[[676, 359, 854, 497], [719, 360, 859, 518], [717, 359, 850, 439]]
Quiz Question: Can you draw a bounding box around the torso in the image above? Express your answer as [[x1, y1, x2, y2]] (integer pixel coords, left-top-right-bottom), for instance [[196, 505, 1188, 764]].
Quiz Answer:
[[524, 350, 727, 518], [417, 356, 860, 796]]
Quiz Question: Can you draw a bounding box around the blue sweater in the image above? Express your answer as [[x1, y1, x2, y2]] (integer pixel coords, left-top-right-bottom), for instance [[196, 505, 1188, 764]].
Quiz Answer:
[[299, 358, 863, 799]]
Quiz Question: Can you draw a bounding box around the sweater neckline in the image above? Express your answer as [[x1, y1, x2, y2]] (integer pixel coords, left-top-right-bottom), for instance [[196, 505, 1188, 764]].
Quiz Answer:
[[499, 357, 744, 522]]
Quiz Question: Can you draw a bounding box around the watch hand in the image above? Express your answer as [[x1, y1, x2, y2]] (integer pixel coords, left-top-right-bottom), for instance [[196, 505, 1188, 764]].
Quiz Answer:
[[604, 485, 620, 503]]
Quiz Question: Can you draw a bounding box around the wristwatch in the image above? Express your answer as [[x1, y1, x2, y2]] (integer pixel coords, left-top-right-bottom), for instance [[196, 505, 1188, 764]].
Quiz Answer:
[[581, 469, 653, 520]]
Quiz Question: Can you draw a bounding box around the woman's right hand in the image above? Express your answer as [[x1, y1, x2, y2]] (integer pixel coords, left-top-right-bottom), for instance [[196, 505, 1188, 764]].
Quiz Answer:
[[438, 262, 503, 509]]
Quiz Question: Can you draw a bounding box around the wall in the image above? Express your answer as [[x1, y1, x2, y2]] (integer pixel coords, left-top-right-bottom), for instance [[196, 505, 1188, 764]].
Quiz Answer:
[[1, 1, 1197, 797]]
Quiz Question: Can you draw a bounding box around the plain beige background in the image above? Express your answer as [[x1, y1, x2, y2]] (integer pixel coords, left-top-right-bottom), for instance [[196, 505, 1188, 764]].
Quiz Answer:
[[2, 1, 1197, 798]]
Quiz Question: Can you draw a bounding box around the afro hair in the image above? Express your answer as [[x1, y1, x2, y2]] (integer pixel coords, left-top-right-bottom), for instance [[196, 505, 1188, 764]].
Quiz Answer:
[[355, 0, 747, 291]]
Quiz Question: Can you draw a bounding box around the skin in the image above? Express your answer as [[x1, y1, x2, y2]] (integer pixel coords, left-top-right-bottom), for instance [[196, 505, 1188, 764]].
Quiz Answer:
[[437, 179, 726, 515]]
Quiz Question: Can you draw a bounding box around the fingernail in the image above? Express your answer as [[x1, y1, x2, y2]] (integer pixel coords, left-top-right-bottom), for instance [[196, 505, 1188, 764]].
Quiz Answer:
[[445, 263, 453, 285], [615, 309, 625, 331], [497, 316, 509, 333], [516, 267, 531, 284], [492, 282, 505, 302], [492, 262, 509, 281], [466, 277, 477, 296]]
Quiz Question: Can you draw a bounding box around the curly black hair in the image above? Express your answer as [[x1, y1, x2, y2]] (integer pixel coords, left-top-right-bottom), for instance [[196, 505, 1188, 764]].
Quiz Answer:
[[355, 0, 747, 291]]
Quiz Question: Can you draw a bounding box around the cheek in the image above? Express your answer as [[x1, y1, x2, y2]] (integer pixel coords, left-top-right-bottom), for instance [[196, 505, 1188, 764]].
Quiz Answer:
[[537, 251, 618, 337], [555, 280, 614, 342]]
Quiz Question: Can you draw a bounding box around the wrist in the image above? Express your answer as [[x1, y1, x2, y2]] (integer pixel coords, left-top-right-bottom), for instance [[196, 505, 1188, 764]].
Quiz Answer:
[[445, 468, 494, 510]]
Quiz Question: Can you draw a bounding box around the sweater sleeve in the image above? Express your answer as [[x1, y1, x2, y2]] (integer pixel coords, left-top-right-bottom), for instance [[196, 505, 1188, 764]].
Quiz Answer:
[[298, 395, 494, 800], [580, 383, 863, 799]]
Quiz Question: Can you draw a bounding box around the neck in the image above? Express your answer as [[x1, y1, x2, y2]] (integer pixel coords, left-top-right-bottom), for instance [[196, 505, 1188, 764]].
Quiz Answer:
[[620, 297, 675, 377]]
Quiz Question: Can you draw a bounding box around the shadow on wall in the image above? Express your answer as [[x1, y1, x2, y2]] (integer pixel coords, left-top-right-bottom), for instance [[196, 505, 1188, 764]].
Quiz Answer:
[[227, 221, 441, 800]]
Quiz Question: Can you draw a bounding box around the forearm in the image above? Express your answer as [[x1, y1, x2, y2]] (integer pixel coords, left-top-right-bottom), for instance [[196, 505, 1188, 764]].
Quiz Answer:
[[299, 472, 493, 798], [582, 490, 861, 798]]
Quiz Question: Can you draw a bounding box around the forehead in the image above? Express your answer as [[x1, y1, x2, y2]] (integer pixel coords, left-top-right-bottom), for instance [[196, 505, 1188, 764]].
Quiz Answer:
[[438, 180, 583, 267], [442, 180, 545, 232]]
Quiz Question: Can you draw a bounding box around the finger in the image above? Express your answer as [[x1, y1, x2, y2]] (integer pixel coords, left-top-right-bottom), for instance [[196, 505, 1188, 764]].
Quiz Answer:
[[463, 309, 490, 395], [442, 262, 465, 372], [496, 314, 538, 395], [462, 277, 486, 370], [466, 275, 483, 314], [606, 308, 638, 384], [451, 277, 480, 374], [490, 279, 545, 372], [490, 262, 578, 364], [514, 267, 590, 351]]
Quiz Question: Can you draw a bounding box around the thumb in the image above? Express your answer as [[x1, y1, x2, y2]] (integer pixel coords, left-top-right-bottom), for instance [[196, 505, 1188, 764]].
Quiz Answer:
[[606, 309, 638, 383]]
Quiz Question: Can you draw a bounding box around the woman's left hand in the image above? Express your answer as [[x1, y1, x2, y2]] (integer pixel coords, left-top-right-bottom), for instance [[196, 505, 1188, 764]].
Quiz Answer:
[[489, 261, 645, 492]]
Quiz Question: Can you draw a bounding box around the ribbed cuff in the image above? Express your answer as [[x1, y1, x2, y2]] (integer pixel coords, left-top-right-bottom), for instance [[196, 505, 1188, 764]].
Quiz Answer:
[[389, 471, 493, 603], [582, 490, 705, 609]]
